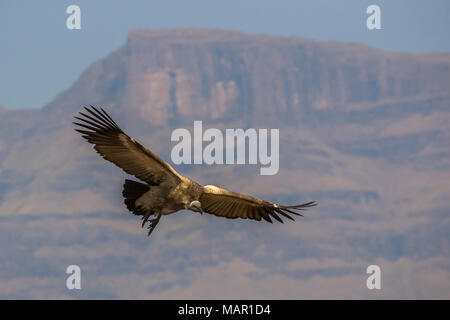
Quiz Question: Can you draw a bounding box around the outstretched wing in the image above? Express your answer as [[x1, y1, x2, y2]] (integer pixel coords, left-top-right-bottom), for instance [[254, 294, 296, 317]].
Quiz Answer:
[[73, 106, 183, 186], [200, 185, 316, 223]]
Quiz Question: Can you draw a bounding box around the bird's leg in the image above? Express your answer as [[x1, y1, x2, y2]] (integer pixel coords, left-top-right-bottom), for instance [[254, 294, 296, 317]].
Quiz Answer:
[[147, 212, 161, 237], [141, 210, 153, 228]]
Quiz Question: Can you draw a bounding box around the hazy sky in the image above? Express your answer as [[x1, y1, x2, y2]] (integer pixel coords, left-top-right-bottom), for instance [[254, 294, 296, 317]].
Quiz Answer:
[[1, 0, 449, 110]]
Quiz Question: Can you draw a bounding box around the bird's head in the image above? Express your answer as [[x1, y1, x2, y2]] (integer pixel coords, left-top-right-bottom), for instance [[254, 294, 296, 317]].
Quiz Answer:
[[186, 200, 203, 214]]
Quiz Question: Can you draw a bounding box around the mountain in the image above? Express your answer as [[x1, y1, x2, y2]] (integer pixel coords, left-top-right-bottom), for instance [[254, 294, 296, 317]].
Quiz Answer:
[[0, 29, 449, 299]]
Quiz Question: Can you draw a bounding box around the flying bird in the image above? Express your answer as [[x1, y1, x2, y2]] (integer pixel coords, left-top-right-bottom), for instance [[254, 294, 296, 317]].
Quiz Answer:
[[74, 106, 317, 236]]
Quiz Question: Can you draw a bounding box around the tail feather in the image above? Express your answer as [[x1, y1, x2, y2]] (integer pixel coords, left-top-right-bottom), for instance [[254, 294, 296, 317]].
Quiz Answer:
[[122, 179, 151, 215]]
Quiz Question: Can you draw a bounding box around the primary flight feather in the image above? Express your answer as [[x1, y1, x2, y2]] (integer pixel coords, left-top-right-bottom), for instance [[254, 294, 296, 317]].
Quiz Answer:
[[74, 106, 317, 236]]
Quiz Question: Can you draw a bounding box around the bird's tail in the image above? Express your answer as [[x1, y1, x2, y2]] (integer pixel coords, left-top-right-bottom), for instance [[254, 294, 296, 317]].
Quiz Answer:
[[122, 179, 150, 215]]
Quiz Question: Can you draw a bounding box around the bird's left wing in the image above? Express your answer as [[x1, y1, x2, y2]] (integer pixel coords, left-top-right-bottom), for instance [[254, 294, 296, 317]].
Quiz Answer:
[[200, 185, 316, 223], [73, 106, 183, 186]]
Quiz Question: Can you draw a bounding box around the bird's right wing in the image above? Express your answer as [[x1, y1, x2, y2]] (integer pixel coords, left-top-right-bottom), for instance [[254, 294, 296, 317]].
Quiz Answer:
[[200, 185, 316, 223], [73, 106, 183, 186]]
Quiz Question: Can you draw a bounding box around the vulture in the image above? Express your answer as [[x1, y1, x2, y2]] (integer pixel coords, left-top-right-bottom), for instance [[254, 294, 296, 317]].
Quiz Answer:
[[74, 106, 317, 236]]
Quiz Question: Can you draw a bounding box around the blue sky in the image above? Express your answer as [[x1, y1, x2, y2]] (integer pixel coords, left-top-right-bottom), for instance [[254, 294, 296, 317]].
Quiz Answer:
[[1, 0, 449, 110]]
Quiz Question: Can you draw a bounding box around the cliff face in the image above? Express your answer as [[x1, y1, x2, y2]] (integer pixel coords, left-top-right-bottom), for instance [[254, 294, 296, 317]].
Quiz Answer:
[[0, 29, 449, 298], [120, 30, 449, 125], [43, 29, 450, 126]]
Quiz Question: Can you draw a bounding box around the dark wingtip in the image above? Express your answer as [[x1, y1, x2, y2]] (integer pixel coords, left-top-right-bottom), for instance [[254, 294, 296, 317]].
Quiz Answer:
[[73, 106, 122, 134], [282, 201, 317, 209], [264, 200, 317, 223]]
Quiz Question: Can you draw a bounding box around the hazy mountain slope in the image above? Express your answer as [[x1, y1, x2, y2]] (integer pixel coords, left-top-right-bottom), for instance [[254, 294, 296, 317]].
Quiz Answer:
[[0, 29, 449, 299]]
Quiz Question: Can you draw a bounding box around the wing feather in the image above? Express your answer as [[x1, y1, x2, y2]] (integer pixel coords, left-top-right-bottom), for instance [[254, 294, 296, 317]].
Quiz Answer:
[[200, 185, 316, 223], [74, 106, 183, 186]]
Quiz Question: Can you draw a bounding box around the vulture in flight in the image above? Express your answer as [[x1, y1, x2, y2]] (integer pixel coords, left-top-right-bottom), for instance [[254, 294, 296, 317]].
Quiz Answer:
[[74, 106, 317, 236]]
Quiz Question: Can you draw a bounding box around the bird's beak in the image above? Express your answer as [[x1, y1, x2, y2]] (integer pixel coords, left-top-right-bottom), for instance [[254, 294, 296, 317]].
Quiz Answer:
[[199, 208, 203, 215]]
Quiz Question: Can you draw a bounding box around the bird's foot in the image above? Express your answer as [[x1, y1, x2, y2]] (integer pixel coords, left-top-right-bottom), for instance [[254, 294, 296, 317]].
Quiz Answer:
[[146, 214, 161, 237], [141, 211, 153, 228]]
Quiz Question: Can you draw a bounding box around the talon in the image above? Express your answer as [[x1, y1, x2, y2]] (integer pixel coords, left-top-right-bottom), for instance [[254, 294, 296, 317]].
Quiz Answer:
[[141, 211, 152, 228], [147, 214, 161, 237]]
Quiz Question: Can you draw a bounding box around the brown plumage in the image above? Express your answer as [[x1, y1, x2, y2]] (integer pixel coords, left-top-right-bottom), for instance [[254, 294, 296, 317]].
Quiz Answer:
[[74, 106, 317, 236]]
